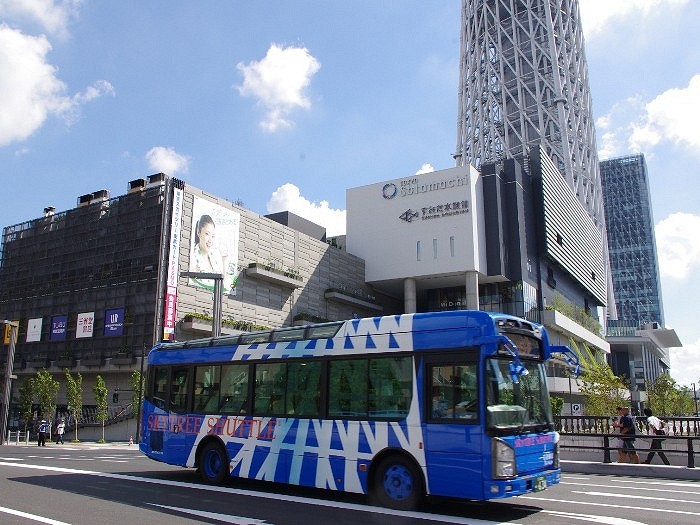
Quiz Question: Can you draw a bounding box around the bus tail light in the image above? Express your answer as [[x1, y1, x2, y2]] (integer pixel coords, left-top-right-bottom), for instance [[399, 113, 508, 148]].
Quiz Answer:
[[492, 438, 516, 478]]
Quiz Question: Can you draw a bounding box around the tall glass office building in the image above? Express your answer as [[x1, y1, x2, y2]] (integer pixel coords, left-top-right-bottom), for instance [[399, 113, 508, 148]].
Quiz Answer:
[[600, 154, 665, 326]]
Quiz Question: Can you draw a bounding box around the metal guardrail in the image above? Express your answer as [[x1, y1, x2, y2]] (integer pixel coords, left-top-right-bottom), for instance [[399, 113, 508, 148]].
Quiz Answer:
[[555, 415, 700, 436], [556, 415, 700, 468]]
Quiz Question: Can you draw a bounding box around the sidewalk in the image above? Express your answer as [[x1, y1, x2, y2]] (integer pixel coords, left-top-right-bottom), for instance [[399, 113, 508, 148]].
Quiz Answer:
[[562, 459, 700, 480]]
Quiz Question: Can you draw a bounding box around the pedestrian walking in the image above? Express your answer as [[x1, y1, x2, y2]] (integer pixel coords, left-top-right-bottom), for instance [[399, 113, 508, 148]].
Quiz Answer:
[[613, 406, 640, 463], [643, 408, 670, 465], [37, 419, 48, 446], [55, 419, 65, 444]]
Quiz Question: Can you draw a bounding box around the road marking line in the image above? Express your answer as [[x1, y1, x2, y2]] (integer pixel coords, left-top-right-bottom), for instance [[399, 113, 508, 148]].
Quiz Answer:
[[0, 505, 71, 525], [573, 490, 696, 504], [521, 496, 700, 517], [542, 510, 647, 525], [0, 461, 524, 525], [150, 504, 270, 524], [560, 480, 700, 495]]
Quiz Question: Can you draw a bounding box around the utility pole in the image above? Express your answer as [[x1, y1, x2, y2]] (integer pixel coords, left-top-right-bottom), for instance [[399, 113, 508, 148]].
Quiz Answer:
[[0, 320, 19, 445]]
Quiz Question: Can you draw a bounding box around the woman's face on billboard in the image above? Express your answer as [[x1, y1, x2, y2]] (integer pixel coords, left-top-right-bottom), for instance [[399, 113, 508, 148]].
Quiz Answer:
[[198, 222, 215, 253]]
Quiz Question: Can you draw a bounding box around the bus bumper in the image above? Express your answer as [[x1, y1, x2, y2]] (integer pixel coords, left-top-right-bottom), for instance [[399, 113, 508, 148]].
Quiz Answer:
[[484, 468, 560, 499]]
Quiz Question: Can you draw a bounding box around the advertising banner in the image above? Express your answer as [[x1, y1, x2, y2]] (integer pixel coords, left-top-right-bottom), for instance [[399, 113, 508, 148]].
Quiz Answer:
[[76, 312, 95, 338], [104, 308, 124, 336], [163, 186, 183, 341], [26, 318, 43, 342], [50, 315, 68, 341], [189, 196, 241, 295]]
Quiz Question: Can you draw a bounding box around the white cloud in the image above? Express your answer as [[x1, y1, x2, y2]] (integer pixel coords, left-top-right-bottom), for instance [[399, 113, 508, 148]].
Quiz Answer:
[[579, 0, 688, 38], [670, 338, 700, 387], [629, 75, 700, 153], [145, 146, 190, 176], [596, 76, 700, 160], [415, 163, 435, 175], [236, 44, 320, 132], [0, 0, 81, 39], [655, 212, 700, 279], [0, 24, 113, 146], [266, 183, 346, 237]]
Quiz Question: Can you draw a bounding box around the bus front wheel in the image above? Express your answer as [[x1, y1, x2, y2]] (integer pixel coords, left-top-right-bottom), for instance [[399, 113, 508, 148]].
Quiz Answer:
[[199, 441, 228, 485], [371, 455, 423, 510]]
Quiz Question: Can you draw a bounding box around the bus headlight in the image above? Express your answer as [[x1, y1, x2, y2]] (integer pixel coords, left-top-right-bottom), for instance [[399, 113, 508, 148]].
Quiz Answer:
[[492, 437, 516, 478]]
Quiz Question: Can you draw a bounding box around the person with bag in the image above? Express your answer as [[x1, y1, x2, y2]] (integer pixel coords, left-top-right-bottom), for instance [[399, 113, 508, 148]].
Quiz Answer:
[[642, 407, 670, 465], [613, 406, 640, 463]]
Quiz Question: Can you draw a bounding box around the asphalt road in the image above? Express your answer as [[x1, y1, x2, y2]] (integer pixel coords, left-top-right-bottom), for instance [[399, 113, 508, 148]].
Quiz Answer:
[[1, 443, 700, 524]]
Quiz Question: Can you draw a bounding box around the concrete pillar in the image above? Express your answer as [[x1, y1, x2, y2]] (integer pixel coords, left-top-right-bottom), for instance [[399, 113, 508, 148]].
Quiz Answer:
[[465, 271, 479, 310], [404, 278, 417, 313]]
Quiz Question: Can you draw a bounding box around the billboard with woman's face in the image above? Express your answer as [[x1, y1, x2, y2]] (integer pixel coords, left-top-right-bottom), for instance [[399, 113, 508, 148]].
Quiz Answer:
[[189, 197, 241, 295]]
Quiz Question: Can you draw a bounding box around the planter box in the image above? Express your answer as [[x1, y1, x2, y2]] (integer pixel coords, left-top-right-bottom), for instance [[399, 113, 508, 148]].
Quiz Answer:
[[324, 290, 383, 311], [246, 264, 303, 289], [182, 319, 247, 337], [55, 359, 75, 368], [81, 357, 104, 367], [182, 319, 213, 333], [27, 359, 49, 369], [111, 356, 136, 365]]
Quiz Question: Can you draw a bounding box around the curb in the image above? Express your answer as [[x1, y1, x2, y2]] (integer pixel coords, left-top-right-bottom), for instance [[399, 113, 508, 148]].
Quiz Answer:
[[561, 459, 700, 480]]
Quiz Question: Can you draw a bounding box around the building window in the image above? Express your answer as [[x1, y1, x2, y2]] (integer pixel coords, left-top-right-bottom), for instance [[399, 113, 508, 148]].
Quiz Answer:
[[416, 241, 421, 261], [450, 236, 455, 257], [433, 238, 438, 259]]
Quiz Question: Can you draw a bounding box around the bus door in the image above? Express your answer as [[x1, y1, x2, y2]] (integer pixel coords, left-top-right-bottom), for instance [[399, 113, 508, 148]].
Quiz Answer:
[[424, 358, 483, 499], [165, 366, 193, 465]]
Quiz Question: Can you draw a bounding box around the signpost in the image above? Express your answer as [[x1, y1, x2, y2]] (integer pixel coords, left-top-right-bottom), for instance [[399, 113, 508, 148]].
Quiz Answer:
[[0, 320, 19, 445]]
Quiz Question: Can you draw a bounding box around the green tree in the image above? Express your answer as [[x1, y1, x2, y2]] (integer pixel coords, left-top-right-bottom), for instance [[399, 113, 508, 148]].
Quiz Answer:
[[673, 384, 697, 416], [34, 370, 59, 430], [64, 370, 83, 442], [645, 374, 680, 416], [573, 342, 629, 415], [18, 379, 35, 433], [550, 395, 564, 416], [93, 375, 108, 443]]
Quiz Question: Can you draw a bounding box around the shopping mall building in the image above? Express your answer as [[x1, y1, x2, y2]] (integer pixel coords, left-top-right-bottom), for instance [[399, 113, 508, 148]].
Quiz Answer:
[[0, 148, 610, 428]]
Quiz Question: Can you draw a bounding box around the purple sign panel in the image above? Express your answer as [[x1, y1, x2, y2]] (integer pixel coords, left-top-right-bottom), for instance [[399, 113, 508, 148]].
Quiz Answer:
[[104, 308, 124, 336], [50, 315, 68, 341]]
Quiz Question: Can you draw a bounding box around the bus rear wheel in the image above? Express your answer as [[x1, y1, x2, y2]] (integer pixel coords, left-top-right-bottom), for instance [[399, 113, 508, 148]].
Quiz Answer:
[[371, 455, 423, 510], [199, 441, 228, 485]]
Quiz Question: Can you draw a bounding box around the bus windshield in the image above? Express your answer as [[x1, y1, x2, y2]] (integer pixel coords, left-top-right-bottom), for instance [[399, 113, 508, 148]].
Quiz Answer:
[[485, 357, 553, 433]]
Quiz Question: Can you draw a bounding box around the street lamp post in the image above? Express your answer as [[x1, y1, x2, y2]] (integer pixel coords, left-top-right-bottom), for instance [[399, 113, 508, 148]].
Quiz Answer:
[[179, 272, 224, 337], [135, 344, 146, 443], [0, 320, 19, 445]]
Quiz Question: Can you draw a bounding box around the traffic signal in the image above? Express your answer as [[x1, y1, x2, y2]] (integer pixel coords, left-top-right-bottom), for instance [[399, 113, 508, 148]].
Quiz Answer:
[[113, 392, 119, 403]]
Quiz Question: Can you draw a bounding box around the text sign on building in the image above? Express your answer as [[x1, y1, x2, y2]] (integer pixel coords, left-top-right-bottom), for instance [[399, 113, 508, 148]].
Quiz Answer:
[[163, 186, 183, 341], [50, 315, 68, 341], [3, 321, 19, 344], [104, 308, 124, 337], [26, 318, 43, 342], [76, 312, 95, 338]]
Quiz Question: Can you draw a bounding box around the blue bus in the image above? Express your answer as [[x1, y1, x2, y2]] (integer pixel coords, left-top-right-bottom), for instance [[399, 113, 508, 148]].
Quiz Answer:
[[140, 310, 575, 509]]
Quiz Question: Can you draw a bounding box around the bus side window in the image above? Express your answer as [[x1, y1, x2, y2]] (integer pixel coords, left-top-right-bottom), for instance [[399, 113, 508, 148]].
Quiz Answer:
[[152, 367, 169, 410], [219, 364, 249, 414], [169, 367, 190, 413], [429, 363, 477, 421], [194, 365, 221, 413]]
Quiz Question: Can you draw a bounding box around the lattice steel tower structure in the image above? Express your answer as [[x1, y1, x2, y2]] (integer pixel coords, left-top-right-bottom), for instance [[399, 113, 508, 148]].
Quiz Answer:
[[455, 0, 604, 227], [600, 154, 665, 326]]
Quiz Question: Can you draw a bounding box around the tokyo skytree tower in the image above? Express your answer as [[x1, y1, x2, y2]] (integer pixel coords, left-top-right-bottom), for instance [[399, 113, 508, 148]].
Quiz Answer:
[[455, 0, 604, 226]]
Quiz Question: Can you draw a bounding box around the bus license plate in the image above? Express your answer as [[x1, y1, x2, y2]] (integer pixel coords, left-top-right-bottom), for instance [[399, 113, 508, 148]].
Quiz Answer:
[[533, 476, 547, 491]]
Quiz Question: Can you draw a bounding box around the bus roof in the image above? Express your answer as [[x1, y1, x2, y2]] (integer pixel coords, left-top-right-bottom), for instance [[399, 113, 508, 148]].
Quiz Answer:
[[148, 310, 543, 366]]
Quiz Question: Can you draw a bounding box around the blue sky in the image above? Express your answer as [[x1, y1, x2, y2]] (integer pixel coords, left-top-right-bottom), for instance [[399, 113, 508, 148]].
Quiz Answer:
[[1, 1, 699, 386]]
